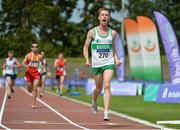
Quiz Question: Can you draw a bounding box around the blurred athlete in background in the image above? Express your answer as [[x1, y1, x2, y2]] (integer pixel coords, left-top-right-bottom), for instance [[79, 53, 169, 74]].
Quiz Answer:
[[54, 53, 67, 96], [3, 50, 21, 99], [38, 51, 47, 98]]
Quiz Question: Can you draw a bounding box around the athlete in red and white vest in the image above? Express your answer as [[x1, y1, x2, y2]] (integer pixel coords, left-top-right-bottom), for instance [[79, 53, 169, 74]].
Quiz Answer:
[[54, 53, 67, 96], [22, 42, 42, 109]]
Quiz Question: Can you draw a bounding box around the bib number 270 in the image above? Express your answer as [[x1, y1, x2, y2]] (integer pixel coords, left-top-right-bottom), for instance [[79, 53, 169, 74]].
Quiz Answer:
[[99, 52, 108, 58]]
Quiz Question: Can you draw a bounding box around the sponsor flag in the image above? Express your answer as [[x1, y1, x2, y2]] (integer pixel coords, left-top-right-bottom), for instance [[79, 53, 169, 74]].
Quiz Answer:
[[137, 16, 162, 82], [124, 18, 144, 79], [154, 11, 180, 84], [115, 33, 125, 81]]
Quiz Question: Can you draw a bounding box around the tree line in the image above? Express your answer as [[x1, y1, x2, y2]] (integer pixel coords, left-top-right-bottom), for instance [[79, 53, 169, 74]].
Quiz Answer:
[[0, 0, 179, 57]]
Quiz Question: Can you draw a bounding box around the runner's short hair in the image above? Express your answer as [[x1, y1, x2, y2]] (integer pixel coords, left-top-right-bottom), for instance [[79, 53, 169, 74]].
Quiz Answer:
[[40, 51, 45, 55], [8, 50, 14, 54], [31, 42, 39, 47], [98, 7, 110, 16]]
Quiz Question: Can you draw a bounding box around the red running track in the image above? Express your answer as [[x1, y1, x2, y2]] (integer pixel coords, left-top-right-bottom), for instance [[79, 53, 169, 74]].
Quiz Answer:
[[0, 87, 158, 129]]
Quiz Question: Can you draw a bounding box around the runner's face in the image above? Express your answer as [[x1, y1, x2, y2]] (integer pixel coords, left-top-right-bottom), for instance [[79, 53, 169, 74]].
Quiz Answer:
[[8, 53, 13, 59], [58, 54, 63, 59], [99, 10, 110, 26], [31, 44, 38, 52], [41, 52, 45, 58]]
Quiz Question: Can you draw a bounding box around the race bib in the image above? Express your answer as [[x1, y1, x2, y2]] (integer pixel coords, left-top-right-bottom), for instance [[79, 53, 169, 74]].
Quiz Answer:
[[97, 49, 110, 58], [7, 66, 13, 70], [30, 61, 39, 67], [57, 67, 64, 71]]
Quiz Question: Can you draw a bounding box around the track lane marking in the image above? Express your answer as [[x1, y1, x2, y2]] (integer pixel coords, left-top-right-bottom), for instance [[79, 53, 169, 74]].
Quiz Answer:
[[0, 90, 10, 130], [24, 120, 48, 124], [47, 91, 170, 130], [4, 120, 119, 126], [21, 87, 89, 130]]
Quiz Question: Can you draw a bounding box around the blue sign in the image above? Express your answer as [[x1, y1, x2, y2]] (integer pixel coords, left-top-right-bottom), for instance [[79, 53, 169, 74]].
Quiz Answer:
[[85, 79, 138, 96], [157, 83, 180, 103], [15, 78, 26, 86]]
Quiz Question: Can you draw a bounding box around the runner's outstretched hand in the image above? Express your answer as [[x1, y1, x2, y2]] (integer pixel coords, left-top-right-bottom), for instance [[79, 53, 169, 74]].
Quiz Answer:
[[85, 60, 91, 67], [115, 59, 121, 66]]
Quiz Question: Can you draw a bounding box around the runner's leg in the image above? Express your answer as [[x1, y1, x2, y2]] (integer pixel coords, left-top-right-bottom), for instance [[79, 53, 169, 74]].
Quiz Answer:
[[93, 74, 103, 102], [11, 79, 15, 93], [92, 74, 103, 113], [31, 78, 39, 108], [103, 69, 114, 120], [57, 76, 61, 95], [40, 75, 46, 97], [60, 76, 65, 96], [27, 82, 33, 93], [25, 72, 33, 93], [6, 76, 12, 99]]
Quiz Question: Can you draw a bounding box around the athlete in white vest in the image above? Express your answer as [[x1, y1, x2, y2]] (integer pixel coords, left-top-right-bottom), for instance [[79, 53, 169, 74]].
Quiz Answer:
[[38, 51, 47, 98], [83, 8, 121, 121], [3, 50, 21, 99]]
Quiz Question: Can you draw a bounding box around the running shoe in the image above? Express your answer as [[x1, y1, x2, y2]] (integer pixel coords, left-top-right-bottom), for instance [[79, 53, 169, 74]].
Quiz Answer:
[[92, 100, 97, 113], [31, 104, 37, 109], [40, 93, 43, 98], [104, 111, 110, 121], [27, 86, 32, 93], [7, 95, 11, 99], [59, 93, 63, 96], [11, 88, 14, 93]]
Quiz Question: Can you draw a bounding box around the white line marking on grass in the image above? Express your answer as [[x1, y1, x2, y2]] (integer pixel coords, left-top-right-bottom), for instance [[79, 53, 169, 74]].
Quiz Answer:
[[157, 120, 180, 124], [0, 90, 10, 130], [47, 91, 173, 130], [21, 87, 89, 130]]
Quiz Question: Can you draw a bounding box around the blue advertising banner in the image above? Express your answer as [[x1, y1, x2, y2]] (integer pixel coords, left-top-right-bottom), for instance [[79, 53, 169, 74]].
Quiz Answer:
[[7, 77, 87, 87], [85, 79, 138, 96], [115, 33, 125, 81], [157, 83, 180, 103], [15, 78, 26, 86], [154, 11, 180, 84]]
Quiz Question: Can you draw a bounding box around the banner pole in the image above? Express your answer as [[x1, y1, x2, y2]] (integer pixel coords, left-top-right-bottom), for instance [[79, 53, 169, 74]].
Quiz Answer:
[[121, 0, 125, 44]]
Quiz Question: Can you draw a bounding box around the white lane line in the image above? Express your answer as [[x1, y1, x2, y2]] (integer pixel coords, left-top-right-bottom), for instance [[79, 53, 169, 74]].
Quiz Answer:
[[47, 92, 171, 130], [5, 121, 119, 126], [0, 90, 10, 130], [21, 87, 89, 130], [24, 120, 48, 124]]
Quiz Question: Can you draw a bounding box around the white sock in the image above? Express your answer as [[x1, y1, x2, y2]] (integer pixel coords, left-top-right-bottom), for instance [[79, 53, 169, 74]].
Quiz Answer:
[[104, 110, 109, 114]]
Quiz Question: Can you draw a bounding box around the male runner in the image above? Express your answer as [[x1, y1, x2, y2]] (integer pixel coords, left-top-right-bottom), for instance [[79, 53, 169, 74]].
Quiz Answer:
[[83, 7, 121, 121], [3, 50, 20, 99], [38, 51, 47, 98], [54, 53, 67, 96], [22, 42, 41, 108]]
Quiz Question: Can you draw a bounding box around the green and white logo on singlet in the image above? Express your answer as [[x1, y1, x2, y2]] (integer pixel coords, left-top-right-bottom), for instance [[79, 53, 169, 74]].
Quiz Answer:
[[91, 27, 115, 67]]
